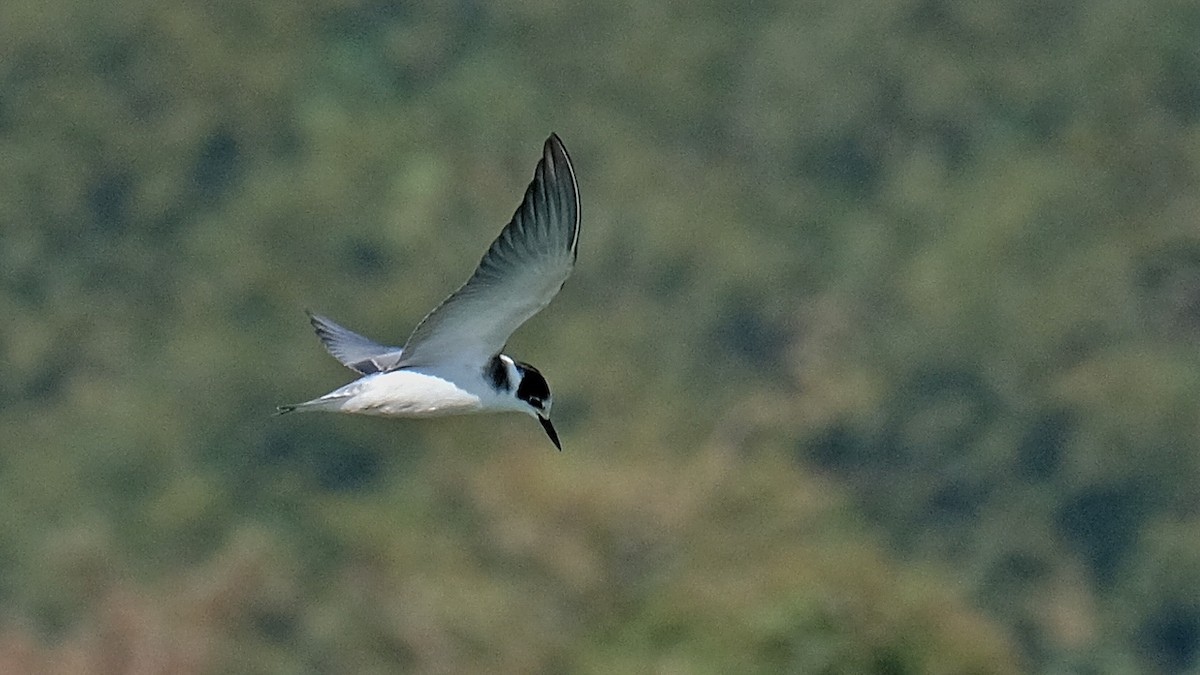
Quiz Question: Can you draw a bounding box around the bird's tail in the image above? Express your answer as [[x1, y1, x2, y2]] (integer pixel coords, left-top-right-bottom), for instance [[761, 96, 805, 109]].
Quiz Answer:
[[274, 400, 328, 415], [275, 395, 350, 416]]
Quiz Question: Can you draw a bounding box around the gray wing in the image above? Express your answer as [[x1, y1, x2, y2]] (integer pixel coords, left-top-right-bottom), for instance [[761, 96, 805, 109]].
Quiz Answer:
[[307, 311, 405, 374], [393, 134, 580, 369]]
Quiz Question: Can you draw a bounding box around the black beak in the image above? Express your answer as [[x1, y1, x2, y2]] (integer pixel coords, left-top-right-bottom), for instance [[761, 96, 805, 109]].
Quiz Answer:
[[538, 415, 562, 451]]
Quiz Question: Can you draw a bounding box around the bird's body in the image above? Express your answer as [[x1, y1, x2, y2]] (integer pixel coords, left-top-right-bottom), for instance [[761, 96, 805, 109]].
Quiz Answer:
[[284, 369, 488, 417], [281, 354, 528, 418], [279, 134, 578, 450]]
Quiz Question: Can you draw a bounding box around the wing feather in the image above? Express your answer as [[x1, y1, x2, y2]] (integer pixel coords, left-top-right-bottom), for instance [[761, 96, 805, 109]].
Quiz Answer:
[[393, 134, 580, 369], [308, 311, 405, 374]]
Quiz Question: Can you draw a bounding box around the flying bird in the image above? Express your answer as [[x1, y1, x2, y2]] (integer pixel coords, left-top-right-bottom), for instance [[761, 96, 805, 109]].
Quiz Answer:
[[279, 134, 580, 450]]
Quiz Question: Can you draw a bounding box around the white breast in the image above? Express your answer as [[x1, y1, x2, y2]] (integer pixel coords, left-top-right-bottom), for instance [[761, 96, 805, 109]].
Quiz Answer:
[[322, 369, 487, 417]]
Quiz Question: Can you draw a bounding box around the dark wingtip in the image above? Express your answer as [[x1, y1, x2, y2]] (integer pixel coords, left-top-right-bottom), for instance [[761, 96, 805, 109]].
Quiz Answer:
[[305, 310, 330, 340], [275, 405, 296, 416], [539, 133, 579, 261], [544, 132, 569, 165], [306, 311, 340, 345]]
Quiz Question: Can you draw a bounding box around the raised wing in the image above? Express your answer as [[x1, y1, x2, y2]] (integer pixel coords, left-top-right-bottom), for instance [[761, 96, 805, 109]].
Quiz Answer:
[[393, 134, 580, 370], [308, 311, 405, 374]]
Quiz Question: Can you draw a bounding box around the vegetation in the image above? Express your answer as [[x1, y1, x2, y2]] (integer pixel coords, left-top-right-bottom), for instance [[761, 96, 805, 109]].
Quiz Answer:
[[1, 0, 1198, 672]]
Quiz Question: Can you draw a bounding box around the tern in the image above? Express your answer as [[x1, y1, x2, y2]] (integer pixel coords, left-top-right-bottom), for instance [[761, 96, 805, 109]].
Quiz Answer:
[[278, 134, 579, 450]]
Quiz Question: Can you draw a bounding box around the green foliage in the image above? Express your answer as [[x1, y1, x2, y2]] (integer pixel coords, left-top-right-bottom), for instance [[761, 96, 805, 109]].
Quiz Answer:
[[1, 0, 1199, 672]]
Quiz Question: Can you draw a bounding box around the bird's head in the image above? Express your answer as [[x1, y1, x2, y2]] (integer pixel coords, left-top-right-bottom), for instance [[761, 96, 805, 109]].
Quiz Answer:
[[513, 361, 559, 450]]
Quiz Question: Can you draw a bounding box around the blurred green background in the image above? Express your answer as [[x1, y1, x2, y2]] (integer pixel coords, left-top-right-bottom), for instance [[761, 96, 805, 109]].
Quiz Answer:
[[2, 0, 1199, 672]]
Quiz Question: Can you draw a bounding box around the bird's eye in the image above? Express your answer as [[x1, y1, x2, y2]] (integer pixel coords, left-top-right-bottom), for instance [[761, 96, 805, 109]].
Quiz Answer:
[[529, 397, 543, 409]]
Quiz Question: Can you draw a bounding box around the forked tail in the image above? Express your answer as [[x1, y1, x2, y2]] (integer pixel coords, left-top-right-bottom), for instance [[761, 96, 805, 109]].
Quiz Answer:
[[274, 401, 325, 415], [275, 395, 348, 416]]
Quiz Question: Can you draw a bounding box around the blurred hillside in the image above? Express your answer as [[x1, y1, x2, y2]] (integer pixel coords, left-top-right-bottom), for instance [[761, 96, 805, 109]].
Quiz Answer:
[[1, 0, 1199, 672]]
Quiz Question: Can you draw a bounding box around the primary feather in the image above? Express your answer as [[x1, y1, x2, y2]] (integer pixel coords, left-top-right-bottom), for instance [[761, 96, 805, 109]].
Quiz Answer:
[[307, 311, 405, 374], [393, 134, 580, 370]]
